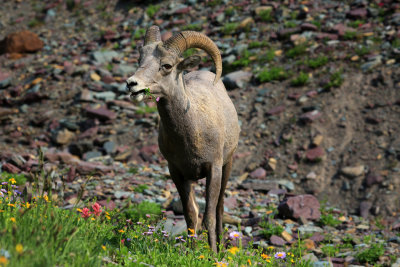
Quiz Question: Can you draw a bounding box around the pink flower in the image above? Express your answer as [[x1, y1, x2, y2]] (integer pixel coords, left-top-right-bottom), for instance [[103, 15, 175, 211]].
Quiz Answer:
[[81, 207, 91, 218], [146, 214, 151, 218], [92, 203, 102, 217], [156, 97, 160, 102]]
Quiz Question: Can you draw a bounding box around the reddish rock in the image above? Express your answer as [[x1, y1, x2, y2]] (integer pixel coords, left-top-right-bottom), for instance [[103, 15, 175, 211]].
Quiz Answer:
[[250, 167, 266, 179], [301, 23, 318, 31], [224, 197, 238, 210], [85, 106, 116, 121], [347, 8, 367, 19], [161, 31, 173, 42], [66, 166, 76, 182], [316, 33, 339, 40], [359, 201, 372, 218], [365, 173, 383, 187], [277, 27, 301, 39], [278, 194, 321, 220], [270, 235, 286, 246], [2, 163, 21, 174], [174, 7, 191, 14], [0, 30, 44, 54], [266, 105, 285, 116], [78, 126, 98, 139], [97, 199, 116, 210], [306, 146, 324, 162], [309, 232, 325, 242], [300, 110, 322, 123], [75, 161, 113, 174]]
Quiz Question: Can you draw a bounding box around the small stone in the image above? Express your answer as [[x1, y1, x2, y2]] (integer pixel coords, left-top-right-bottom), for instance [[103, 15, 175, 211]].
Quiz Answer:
[[304, 239, 315, 250], [351, 55, 359, 61], [365, 173, 383, 187], [239, 17, 254, 29], [55, 129, 75, 145], [92, 50, 120, 65], [301, 23, 318, 31], [341, 165, 364, 178], [2, 162, 21, 174], [268, 158, 277, 171], [306, 146, 324, 162], [278, 194, 321, 220], [93, 91, 116, 101], [85, 106, 117, 121], [306, 171, 317, 180], [281, 230, 293, 242], [270, 235, 286, 246], [90, 72, 101, 81], [300, 110, 322, 123], [223, 71, 252, 90], [103, 141, 116, 155], [312, 135, 323, 146], [302, 253, 318, 263], [0, 71, 12, 88], [359, 201, 372, 218], [347, 8, 367, 19], [83, 150, 102, 161], [250, 167, 266, 179], [313, 261, 333, 267], [80, 89, 93, 102], [266, 105, 285, 116]]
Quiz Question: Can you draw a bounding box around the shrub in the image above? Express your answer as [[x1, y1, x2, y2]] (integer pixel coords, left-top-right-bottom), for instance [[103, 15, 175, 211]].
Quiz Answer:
[[223, 22, 239, 35], [257, 67, 288, 83], [146, 4, 160, 18], [356, 243, 385, 264], [291, 72, 309, 86], [259, 9, 273, 22], [306, 56, 328, 69], [286, 43, 308, 58]]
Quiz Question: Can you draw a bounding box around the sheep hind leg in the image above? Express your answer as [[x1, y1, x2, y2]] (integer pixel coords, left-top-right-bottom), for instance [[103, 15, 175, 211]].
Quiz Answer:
[[216, 156, 232, 248], [169, 165, 199, 235], [203, 164, 222, 253]]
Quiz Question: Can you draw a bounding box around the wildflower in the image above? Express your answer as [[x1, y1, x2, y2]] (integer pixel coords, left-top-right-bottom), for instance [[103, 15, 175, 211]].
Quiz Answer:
[[76, 208, 82, 212], [9, 178, 16, 184], [228, 246, 239, 255], [146, 214, 151, 218], [175, 236, 183, 240], [188, 228, 195, 234], [142, 231, 153, 235], [228, 231, 242, 240], [121, 239, 125, 244], [0, 189, 6, 193], [163, 234, 169, 238], [15, 244, 23, 254], [247, 259, 251, 265], [0, 192, 3, 197], [0, 256, 8, 265], [43, 195, 49, 202], [274, 252, 286, 259], [102, 245, 106, 251], [92, 202, 102, 216], [180, 238, 186, 243], [91, 217, 95, 221], [118, 229, 125, 233], [10, 217, 16, 223], [267, 246, 275, 250], [161, 230, 167, 234], [214, 261, 228, 267], [81, 208, 91, 218], [1, 182, 7, 185], [126, 238, 131, 242], [188, 234, 197, 238], [0, 210, 4, 213], [261, 253, 270, 260], [198, 255, 205, 259], [106, 215, 111, 220], [137, 221, 142, 225], [126, 219, 132, 224], [25, 202, 30, 209]]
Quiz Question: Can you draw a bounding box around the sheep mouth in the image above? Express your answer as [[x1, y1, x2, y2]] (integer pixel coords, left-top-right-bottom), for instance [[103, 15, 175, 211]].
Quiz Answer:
[[130, 89, 147, 97]]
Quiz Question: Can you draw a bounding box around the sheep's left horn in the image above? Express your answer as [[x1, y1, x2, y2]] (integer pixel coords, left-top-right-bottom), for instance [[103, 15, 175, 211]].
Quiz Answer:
[[144, 25, 161, 45], [163, 31, 222, 85]]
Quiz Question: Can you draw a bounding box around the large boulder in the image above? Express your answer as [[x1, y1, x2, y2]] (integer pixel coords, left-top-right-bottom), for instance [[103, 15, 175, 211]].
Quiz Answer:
[[278, 194, 321, 220], [0, 30, 43, 54]]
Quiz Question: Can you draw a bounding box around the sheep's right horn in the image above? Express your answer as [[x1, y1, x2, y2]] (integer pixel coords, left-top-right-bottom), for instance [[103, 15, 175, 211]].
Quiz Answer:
[[163, 31, 222, 85], [144, 25, 161, 45]]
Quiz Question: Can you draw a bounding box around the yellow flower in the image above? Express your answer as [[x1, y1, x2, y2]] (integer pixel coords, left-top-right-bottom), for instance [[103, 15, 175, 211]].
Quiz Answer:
[[0, 210, 4, 213], [214, 262, 228, 267], [228, 246, 240, 255], [43, 195, 49, 202], [102, 245, 106, 251], [25, 202, 30, 209], [9, 178, 16, 184], [188, 228, 195, 234], [118, 229, 125, 233], [267, 246, 275, 250], [106, 215, 111, 220], [198, 255, 205, 259], [76, 208, 82, 212], [0, 256, 8, 265], [10, 217, 16, 223], [247, 259, 252, 265], [7, 203, 15, 208], [261, 253, 270, 260], [91, 218, 95, 221], [16, 244, 23, 254], [291, 259, 295, 263]]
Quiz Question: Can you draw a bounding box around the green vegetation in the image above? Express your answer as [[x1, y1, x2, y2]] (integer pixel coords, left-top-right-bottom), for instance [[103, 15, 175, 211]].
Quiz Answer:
[[248, 41, 269, 49], [146, 4, 160, 18], [259, 9, 273, 22], [324, 70, 344, 89], [356, 243, 385, 264], [291, 72, 309, 86], [258, 49, 275, 63], [311, 20, 321, 30], [319, 212, 341, 227], [321, 244, 339, 257], [28, 18, 42, 28], [343, 31, 358, 40], [133, 28, 146, 40], [306, 56, 329, 69], [135, 105, 158, 114], [257, 67, 288, 83], [133, 184, 149, 193], [182, 24, 203, 31], [1, 172, 27, 186], [207, 0, 222, 7], [348, 20, 365, 28], [232, 49, 253, 68], [259, 220, 284, 239], [122, 201, 161, 222], [286, 43, 308, 58], [284, 21, 297, 28], [223, 22, 239, 35], [392, 38, 400, 48], [355, 45, 371, 56], [225, 6, 235, 16], [183, 48, 198, 58]]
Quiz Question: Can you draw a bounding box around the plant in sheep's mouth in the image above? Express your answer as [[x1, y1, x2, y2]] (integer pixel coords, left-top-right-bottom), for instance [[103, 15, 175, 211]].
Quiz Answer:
[[144, 88, 160, 102]]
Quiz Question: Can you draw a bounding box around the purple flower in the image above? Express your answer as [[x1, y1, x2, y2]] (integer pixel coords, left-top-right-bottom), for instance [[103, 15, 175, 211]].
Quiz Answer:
[[126, 238, 131, 242], [180, 239, 186, 243], [126, 219, 132, 224], [148, 226, 155, 231], [137, 222, 142, 225], [229, 231, 242, 240], [163, 234, 169, 238], [142, 231, 153, 235], [161, 230, 167, 234], [15, 190, 22, 195], [11, 185, 17, 188], [175, 236, 183, 240], [146, 214, 151, 218], [1, 182, 7, 185], [274, 252, 286, 259], [188, 234, 198, 238], [0, 192, 3, 197], [1, 189, 7, 193]]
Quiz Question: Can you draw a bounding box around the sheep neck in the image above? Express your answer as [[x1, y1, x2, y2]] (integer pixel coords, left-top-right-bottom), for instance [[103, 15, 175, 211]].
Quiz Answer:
[[157, 74, 192, 135]]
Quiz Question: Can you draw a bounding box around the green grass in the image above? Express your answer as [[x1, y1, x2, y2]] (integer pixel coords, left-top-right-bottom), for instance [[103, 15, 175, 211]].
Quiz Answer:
[[257, 67, 288, 83], [392, 38, 400, 49], [319, 213, 341, 227], [291, 72, 309, 86], [259, 220, 284, 239], [207, 0, 222, 7], [348, 20, 365, 28], [324, 70, 344, 89], [224, 7, 235, 16], [183, 48, 198, 58], [355, 243, 385, 264], [133, 184, 149, 193], [146, 4, 160, 18], [248, 41, 269, 49], [232, 49, 253, 68], [306, 56, 328, 69], [182, 24, 203, 31], [286, 43, 308, 58], [258, 49, 275, 63], [311, 20, 321, 30], [1, 172, 27, 186], [284, 21, 297, 28], [259, 9, 273, 22], [355, 45, 371, 56], [222, 22, 239, 35], [133, 28, 146, 40], [343, 31, 358, 40]]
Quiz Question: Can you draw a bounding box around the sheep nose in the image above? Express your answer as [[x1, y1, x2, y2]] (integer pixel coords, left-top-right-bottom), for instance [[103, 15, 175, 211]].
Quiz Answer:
[[126, 80, 138, 92]]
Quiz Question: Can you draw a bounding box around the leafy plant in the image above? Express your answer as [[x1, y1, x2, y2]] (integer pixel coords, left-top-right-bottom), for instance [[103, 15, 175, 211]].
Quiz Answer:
[[259, 9, 273, 22], [306, 56, 328, 69], [319, 213, 341, 227], [258, 49, 275, 63], [257, 67, 288, 83], [324, 70, 344, 89], [285, 21, 297, 28], [225, 6, 235, 16], [343, 31, 358, 40], [348, 20, 365, 28], [133, 28, 146, 40], [182, 24, 203, 31], [259, 220, 284, 239], [232, 49, 253, 68], [134, 184, 149, 193], [321, 244, 339, 257], [291, 72, 309, 86], [123, 201, 161, 222], [207, 0, 222, 7], [1, 172, 27, 186], [223, 22, 239, 35], [355, 243, 385, 264], [248, 41, 269, 49], [286, 43, 308, 58], [146, 4, 160, 18]]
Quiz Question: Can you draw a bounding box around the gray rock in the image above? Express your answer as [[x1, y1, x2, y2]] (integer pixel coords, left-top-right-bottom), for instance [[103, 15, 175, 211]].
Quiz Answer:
[[313, 261, 333, 267], [392, 257, 400, 267], [114, 64, 136, 77], [103, 141, 116, 155], [223, 71, 252, 90], [244, 226, 252, 236], [83, 150, 102, 161], [297, 225, 323, 234], [361, 56, 382, 72], [114, 191, 132, 199], [92, 50, 120, 65], [223, 54, 236, 64], [93, 91, 116, 102], [302, 253, 318, 262]]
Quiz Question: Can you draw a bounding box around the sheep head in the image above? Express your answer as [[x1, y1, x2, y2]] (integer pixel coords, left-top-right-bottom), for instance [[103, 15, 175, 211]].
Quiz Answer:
[[126, 26, 222, 102]]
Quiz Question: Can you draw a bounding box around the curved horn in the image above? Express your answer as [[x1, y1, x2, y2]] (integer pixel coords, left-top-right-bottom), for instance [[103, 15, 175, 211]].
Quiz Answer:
[[163, 31, 222, 85], [144, 25, 161, 45]]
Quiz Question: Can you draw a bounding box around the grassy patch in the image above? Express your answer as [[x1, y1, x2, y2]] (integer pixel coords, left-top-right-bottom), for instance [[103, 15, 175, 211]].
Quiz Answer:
[[133, 184, 149, 193], [258, 49, 275, 64], [133, 28, 146, 40], [355, 45, 371, 56], [306, 56, 328, 69], [284, 21, 297, 28], [356, 243, 385, 264], [248, 41, 269, 49], [223, 22, 239, 35], [324, 70, 344, 90], [343, 31, 358, 40], [224, 6, 235, 16], [182, 24, 203, 31], [257, 67, 288, 83], [286, 43, 308, 58], [392, 38, 400, 49], [259, 9, 273, 22], [1, 172, 27, 186], [207, 0, 222, 7], [259, 220, 284, 239], [348, 20, 365, 28], [146, 4, 160, 18], [232, 49, 253, 68], [291, 72, 309, 86], [182, 48, 198, 58], [311, 20, 321, 30]]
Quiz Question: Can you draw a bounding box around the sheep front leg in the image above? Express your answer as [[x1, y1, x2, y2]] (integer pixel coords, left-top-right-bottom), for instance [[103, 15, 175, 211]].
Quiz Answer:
[[203, 164, 222, 253], [169, 164, 199, 234]]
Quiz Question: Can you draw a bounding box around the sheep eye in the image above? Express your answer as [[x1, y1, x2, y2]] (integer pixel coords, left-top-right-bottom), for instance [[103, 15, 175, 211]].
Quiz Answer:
[[162, 64, 172, 70]]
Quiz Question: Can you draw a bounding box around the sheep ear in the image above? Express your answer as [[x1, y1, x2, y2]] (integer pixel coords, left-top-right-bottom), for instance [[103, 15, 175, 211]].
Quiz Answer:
[[177, 56, 201, 71]]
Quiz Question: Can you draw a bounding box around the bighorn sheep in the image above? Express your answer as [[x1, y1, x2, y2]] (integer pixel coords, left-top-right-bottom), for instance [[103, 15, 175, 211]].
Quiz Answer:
[[126, 26, 240, 252]]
